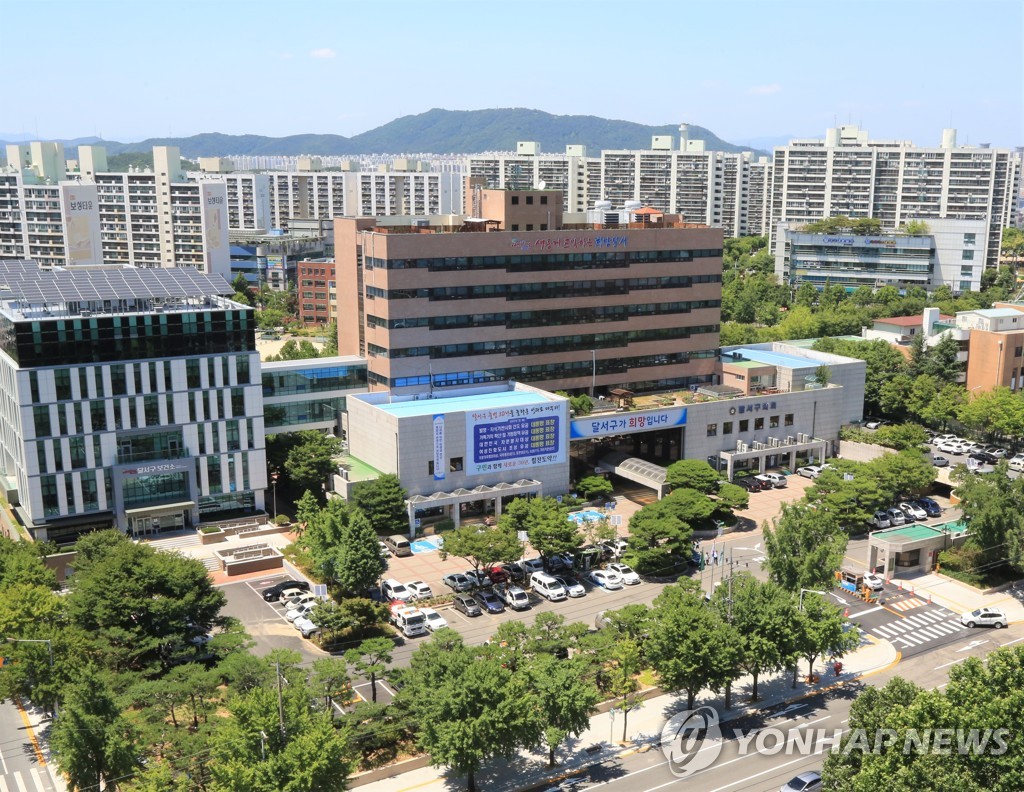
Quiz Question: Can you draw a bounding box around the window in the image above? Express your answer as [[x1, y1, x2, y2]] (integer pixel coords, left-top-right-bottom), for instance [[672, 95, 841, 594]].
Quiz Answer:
[[427, 460, 434, 475], [449, 456, 463, 472], [754, 417, 765, 430], [962, 250, 974, 260], [784, 413, 794, 426], [511, 195, 519, 205], [960, 265, 974, 276], [739, 419, 749, 432], [963, 233, 976, 245], [511, 224, 519, 231], [526, 196, 534, 205], [707, 423, 718, 437], [959, 280, 972, 291], [526, 224, 534, 231], [769, 415, 780, 429], [723, 421, 733, 434], [540, 195, 548, 205]]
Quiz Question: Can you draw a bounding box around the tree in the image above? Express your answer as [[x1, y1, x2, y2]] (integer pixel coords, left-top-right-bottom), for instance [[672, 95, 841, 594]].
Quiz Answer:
[[647, 582, 742, 710], [919, 382, 966, 430], [665, 460, 722, 493], [804, 462, 888, 530], [50, 666, 138, 791], [607, 638, 644, 743], [953, 463, 1024, 567], [812, 338, 907, 413], [309, 598, 388, 646], [577, 475, 613, 500], [439, 523, 523, 575], [0, 535, 58, 589], [351, 473, 408, 536], [332, 509, 388, 597], [345, 638, 393, 704], [869, 450, 935, 499], [529, 655, 600, 766], [879, 373, 914, 419], [294, 490, 320, 531], [231, 273, 253, 306], [283, 431, 342, 502], [522, 497, 582, 565], [873, 422, 928, 451], [793, 594, 859, 682], [715, 481, 749, 513], [763, 503, 848, 592], [624, 497, 693, 574], [794, 281, 819, 308]]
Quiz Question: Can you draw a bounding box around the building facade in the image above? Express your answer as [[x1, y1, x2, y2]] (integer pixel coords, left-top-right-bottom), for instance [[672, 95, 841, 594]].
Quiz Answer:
[[296, 258, 336, 326], [467, 142, 595, 213], [334, 188, 723, 396], [768, 126, 1020, 270], [0, 260, 266, 543]]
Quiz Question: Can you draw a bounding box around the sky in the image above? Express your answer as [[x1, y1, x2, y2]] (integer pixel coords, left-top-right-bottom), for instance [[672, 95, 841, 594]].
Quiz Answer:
[[5, 0, 1023, 149]]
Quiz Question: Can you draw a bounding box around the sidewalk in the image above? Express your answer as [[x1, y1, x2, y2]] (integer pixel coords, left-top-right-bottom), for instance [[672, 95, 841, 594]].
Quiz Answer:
[[18, 700, 68, 792], [351, 634, 898, 791], [896, 571, 1024, 624]]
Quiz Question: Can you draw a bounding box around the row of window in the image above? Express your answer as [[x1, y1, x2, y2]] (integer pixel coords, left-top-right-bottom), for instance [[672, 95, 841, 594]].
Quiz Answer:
[[363, 247, 723, 272], [707, 414, 794, 436], [261, 366, 367, 397]]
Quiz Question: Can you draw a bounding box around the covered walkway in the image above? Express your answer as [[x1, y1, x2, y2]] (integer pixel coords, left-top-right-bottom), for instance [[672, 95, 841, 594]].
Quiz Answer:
[[404, 479, 543, 536], [599, 452, 669, 500]]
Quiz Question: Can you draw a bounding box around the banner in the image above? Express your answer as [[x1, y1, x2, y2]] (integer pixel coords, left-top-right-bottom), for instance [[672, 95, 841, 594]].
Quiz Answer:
[[466, 401, 566, 476], [433, 414, 445, 480]]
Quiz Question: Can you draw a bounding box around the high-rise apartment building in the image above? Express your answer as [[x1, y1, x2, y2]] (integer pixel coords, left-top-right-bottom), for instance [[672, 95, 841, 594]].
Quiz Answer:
[[768, 126, 1020, 269], [334, 188, 723, 395], [467, 142, 596, 213], [0, 260, 265, 543]]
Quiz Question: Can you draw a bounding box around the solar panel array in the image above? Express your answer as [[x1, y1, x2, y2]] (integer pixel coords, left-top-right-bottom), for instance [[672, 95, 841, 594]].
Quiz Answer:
[[0, 261, 231, 306]]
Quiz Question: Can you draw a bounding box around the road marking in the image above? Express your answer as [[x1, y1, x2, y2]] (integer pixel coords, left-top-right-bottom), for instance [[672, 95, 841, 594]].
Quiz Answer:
[[29, 769, 45, 792], [957, 640, 989, 652], [0, 775, 8, 792], [13, 771, 27, 792], [13, 700, 44, 766], [851, 605, 885, 617], [935, 657, 968, 670], [0, 741, 6, 774], [1000, 636, 1024, 647]]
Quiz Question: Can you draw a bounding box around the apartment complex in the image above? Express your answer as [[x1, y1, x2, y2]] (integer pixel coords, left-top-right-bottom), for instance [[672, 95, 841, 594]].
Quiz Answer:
[[0, 260, 266, 543], [774, 217, 990, 292], [769, 126, 1020, 269], [334, 188, 723, 395], [1, 143, 230, 276], [467, 142, 595, 213]]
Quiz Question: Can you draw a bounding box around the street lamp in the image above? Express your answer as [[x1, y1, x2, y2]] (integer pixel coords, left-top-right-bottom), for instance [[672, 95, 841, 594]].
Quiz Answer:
[[271, 472, 279, 520]]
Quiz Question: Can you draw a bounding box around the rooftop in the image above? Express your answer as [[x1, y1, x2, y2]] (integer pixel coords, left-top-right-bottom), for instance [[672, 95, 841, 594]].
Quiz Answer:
[[370, 389, 563, 418], [965, 308, 1024, 319], [722, 347, 822, 370], [873, 520, 969, 544], [876, 314, 952, 327]]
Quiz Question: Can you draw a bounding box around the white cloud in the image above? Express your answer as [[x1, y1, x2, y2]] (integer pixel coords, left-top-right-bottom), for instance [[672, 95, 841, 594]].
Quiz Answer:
[[309, 48, 336, 59], [748, 83, 782, 96]]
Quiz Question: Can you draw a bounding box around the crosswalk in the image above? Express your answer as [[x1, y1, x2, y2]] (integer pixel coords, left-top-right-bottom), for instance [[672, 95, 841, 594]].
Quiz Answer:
[[887, 597, 926, 612], [0, 768, 59, 792], [869, 608, 967, 649]]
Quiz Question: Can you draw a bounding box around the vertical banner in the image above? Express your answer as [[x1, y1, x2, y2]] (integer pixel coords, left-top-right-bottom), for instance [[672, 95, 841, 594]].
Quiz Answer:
[[59, 183, 102, 265], [433, 414, 445, 480]]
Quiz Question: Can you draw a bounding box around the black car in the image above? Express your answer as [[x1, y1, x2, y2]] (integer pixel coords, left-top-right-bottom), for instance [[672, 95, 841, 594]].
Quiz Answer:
[[262, 579, 311, 602], [916, 497, 942, 518], [969, 450, 999, 465], [733, 477, 762, 492], [452, 593, 482, 617], [474, 590, 506, 614]]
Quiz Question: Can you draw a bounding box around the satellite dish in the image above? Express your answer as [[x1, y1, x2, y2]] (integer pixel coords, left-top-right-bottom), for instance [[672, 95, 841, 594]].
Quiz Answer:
[[537, 180, 547, 190]]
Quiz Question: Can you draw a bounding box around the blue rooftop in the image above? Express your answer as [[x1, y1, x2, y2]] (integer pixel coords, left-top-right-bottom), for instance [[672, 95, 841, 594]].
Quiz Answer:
[[723, 347, 819, 370], [374, 390, 560, 418]]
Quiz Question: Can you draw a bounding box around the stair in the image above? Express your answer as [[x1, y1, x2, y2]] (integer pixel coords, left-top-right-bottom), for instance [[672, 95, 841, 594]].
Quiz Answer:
[[146, 533, 201, 551], [202, 556, 221, 573]]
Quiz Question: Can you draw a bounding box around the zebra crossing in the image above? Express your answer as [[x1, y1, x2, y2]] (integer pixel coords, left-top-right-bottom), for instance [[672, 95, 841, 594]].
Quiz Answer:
[[869, 608, 967, 649], [887, 596, 926, 612], [0, 767, 59, 792]]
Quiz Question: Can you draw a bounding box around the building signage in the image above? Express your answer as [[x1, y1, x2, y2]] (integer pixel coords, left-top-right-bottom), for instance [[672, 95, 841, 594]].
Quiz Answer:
[[59, 183, 103, 265], [432, 414, 445, 480], [821, 236, 855, 245], [466, 401, 566, 476], [864, 238, 897, 246], [570, 407, 687, 439], [509, 235, 629, 252], [122, 461, 191, 476]]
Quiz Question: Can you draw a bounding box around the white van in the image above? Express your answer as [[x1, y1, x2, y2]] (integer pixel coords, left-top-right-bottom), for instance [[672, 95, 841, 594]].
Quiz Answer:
[[1009, 455, 1024, 472], [529, 572, 567, 602], [382, 578, 414, 602]]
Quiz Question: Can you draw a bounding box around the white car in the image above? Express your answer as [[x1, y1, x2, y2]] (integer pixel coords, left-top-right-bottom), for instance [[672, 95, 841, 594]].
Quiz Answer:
[[284, 592, 316, 610], [986, 446, 1009, 458], [961, 607, 1008, 628], [933, 434, 959, 445], [1010, 455, 1024, 472], [420, 607, 448, 632], [899, 501, 928, 521], [863, 573, 885, 591], [406, 581, 433, 600], [869, 511, 891, 529], [285, 601, 317, 622], [293, 616, 320, 638], [554, 575, 586, 598], [600, 539, 629, 559], [939, 440, 971, 454], [589, 569, 624, 590], [606, 563, 640, 585], [796, 465, 823, 479]]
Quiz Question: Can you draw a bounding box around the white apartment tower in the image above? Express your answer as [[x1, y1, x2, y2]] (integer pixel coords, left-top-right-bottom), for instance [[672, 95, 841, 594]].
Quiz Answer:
[[467, 142, 595, 213]]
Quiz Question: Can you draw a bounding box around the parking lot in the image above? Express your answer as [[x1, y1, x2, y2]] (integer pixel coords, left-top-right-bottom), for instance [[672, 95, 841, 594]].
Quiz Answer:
[[219, 573, 326, 663]]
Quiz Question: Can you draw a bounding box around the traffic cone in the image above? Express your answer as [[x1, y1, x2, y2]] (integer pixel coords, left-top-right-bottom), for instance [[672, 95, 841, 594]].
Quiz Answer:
[[898, 580, 903, 590], [928, 593, 932, 604], [844, 607, 849, 618]]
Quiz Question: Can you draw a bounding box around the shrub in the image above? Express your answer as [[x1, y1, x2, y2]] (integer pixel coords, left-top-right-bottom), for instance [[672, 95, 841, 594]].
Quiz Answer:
[[199, 525, 222, 534], [274, 514, 292, 526], [434, 518, 455, 533]]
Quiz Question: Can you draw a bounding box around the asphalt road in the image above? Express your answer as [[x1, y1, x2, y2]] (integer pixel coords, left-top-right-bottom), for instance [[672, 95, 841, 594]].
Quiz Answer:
[[0, 700, 59, 792]]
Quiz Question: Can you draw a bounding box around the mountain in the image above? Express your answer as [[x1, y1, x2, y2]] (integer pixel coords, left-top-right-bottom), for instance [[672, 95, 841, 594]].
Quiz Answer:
[[0, 109, 766, 159]]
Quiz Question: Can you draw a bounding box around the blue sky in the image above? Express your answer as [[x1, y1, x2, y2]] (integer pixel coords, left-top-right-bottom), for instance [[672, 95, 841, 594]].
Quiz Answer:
[[5, 0, 1022, 148]]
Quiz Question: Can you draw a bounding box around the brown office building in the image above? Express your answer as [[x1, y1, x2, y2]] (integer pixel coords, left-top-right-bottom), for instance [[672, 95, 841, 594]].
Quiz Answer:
[[334, 188, 723, 394]]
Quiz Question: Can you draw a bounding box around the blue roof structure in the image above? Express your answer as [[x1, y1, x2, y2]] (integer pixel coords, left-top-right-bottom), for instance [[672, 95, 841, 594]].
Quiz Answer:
[[970, 308, 1022, 319], [374, 389, 560, 418], [723, 347, 820, 370]]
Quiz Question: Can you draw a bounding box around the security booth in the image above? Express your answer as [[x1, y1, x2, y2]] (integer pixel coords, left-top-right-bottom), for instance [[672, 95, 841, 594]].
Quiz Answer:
[[867, 520, 971, 577]]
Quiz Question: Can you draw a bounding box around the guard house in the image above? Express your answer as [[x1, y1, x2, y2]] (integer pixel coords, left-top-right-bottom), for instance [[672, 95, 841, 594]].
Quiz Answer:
[[867, 520, 971, 576], [344, 383, 570, 534]]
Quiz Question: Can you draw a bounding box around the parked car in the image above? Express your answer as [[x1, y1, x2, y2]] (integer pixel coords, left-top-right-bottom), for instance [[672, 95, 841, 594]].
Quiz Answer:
[[530, 572, 568, 601], [293, 616, 320, 639], [378, 541, 391, 558], [500, 563, 526, 583], [485, 566, 510, 584], [885, 507, 907, 526], [733, 476, 763, 492], [547, 552, 576, 572], [554, 575, 586, 598], [916, 497, 942, 518], [474, 590, 505, 614], [939, 439, 970, 454], [870, 511, 892, 529], [863, 573, 885, 592], [755, 472, 787, 488], [589, 569, 624, 590], [864, 418, 886, 430], [780, 771, 822, 792], [931, 455, 950, 468], [463, 570, 493, 589], [986, 446, 1009, 458], [796, 465, 823, 479], [382, 579, 414, 602], [442, 573, 474, 592], [1010, 454, 1024, 472], [283, 591, 315, 609], [452, 593, 482, 617], [599, 539, 629, 559], [262, 579, 311, 602], [969, 450, 1000, 465], [961, 607, 1008, 628], [933, 433, 959, 445], [494, 583, 531, 610], [607, 562, 641, 585], [285, 601, 317, 622], [420, 607, 448, 632], [406, 581, 433, 600], [520, 557, 546, 576], [899, 501, 928, 521]]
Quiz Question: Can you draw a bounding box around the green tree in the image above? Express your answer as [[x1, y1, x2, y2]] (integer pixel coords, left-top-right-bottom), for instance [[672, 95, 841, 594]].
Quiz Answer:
[[879, 373, 914, 418], [665, 460, 722, 493], [794, 281, 819, 308], [919, 382, 966, 430], [869, 450, 936, 499], [607, 638, 644, 743], [922, 333, 964, 385], [523, 497, 583, 565], [812, 338, 907, 413], [959, 387, 1024, 441], [351, 473, 408, 536], [294, 490, 321, 529], [231, 273, 253, 306], [0, 534, 58, 589], [50, 666, 138, 791], [345, 637, 393, 704], [529, 655, 600, 766], [793, 594, 859, 682], [624, 497, 693, 574], [439, 523, 523, 575], [763, 503, 848, 592], [647, 582, 742, 710], [873, 423, 928, 451], [804, 461, 888, 530], [577, 475, 613, 500], [334, 509, 388, 597], [953, 463, 1024, 567], [308, 656, 351, 710], [715, 481, 750, 513], [283, 431, 342, 501]]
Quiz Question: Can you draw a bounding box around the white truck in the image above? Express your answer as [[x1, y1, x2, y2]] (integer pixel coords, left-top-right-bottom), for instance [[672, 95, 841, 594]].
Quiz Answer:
[[390, 604, 428, 638]]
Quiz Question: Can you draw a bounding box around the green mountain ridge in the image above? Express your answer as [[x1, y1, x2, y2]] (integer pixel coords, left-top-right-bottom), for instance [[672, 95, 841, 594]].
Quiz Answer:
[[1, 109, 765, 159]]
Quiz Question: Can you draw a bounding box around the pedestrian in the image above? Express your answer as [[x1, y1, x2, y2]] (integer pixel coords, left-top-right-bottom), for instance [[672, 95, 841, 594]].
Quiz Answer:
[[704, 552, 710, 567], [712, 549, 718, 566]]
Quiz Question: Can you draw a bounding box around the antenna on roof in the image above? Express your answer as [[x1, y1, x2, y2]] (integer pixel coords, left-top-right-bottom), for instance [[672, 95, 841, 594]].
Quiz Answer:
[[537, 180, 546, 191]]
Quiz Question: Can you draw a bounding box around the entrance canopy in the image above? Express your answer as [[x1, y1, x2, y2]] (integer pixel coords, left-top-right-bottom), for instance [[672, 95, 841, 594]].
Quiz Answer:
[[599, 452, 669, 499], [404, 479, 543, 536]]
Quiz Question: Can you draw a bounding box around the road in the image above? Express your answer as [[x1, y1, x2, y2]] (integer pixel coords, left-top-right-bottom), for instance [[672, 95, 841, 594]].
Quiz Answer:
[[0, 699, 61, 792], [539, 622, 1024, 792]]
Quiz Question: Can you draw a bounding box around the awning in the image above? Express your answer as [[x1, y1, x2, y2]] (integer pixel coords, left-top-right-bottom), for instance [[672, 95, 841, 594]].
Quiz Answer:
[[125, 501, 196, 517]]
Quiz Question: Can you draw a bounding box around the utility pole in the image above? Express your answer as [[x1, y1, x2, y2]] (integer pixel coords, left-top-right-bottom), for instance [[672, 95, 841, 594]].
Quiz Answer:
[[276, 662, 286, 739]]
